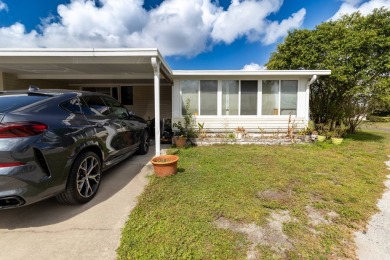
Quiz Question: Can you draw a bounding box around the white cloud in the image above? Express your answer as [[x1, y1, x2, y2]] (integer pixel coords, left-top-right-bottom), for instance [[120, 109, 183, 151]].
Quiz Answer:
[[262, 8, 306, 45], [38, 0, 148, 48], [0, 23, 39, 47], [0, 0, 306, 56], [125, 0, 221, 56], [242, 63, 266, 70], [0, 1, 8, 12], [211, 0, 282, 44], [330, 0, 390, 20]]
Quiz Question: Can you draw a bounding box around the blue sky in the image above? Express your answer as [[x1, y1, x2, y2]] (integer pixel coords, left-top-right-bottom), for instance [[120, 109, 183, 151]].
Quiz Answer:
[[0, 0, 388, 70]]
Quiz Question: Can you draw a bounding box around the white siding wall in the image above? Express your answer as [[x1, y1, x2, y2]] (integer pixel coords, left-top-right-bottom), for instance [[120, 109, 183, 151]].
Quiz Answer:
[[172, 77, 309, 132], [171, 117, 306, 133], [129, 85, 172, 120]]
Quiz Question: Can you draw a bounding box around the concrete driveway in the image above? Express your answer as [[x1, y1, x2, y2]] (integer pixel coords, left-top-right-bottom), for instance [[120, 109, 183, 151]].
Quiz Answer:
[[0, 144, 161, 260]]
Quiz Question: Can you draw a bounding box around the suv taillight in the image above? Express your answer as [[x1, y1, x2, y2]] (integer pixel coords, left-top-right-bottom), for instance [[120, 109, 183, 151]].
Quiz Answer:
[[0, 162, 25, 168], [0, 122, 48, 138]]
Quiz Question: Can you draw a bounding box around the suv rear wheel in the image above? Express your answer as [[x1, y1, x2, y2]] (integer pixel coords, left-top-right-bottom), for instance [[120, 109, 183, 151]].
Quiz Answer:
[[56, 151, 102, 204]]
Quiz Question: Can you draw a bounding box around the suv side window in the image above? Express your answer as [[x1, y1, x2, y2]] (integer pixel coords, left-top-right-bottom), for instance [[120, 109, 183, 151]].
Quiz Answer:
[[61, 98, 82, 114], [82, 96, 110, 116], [101, 96, 129, 119]]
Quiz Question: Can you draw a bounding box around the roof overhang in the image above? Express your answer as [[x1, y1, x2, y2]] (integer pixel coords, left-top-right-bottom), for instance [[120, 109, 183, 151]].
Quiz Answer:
[[0, 48, 173, 84], [172, 70, 331, 78], [0, 48, 331, 84]]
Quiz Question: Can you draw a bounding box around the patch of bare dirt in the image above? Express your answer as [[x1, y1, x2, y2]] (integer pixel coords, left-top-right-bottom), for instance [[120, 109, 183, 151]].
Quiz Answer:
[[306, 205, 339, 226], [213, 210, 294, 259], [256, 190, 292, 201]]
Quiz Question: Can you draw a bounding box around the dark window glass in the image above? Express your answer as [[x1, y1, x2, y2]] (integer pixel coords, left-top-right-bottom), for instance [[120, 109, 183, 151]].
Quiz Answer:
[[79, 97, 94, 115], [82, 96, 110, 116], [112, 87, 118, 100], [0, 94, 50, 113], [101, 97, 129, 119], [121, 86, 133, 105], [61, 98, 82, 114], [241, 81, 258, 115]]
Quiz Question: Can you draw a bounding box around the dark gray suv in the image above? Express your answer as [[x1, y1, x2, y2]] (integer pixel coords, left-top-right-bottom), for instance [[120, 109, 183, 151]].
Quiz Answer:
[[0, 87, 150, 209]]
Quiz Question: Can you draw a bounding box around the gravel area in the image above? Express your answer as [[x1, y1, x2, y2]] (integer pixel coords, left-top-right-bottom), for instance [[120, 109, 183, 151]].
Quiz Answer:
[[354, 157, 390, 259]]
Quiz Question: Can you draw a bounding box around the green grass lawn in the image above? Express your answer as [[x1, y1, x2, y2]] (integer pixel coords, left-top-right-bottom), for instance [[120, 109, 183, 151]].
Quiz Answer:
[[117, 130, 390, 259], [360, 121, 390, 130]]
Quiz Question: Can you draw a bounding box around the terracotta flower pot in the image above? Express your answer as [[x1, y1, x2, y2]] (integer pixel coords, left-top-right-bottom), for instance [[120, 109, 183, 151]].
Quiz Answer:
[[151, 155, 179, 177], [173, 136, 187, 148]]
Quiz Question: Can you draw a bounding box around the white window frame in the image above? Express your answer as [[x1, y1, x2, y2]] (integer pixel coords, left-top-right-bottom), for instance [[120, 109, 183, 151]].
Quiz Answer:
[[179, 79, 299, 117], [180, 80, 219, 117], [260, 79, 298, 116]]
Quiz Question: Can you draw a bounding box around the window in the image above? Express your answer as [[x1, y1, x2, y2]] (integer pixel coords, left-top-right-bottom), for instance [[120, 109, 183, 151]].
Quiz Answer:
[[280, 80, 298, 115], [262, 80, 298, 115], [82, 96, 110, 116], [61, 98, 82, 114], [262, 80, 279, 115], [82, 95, 129, 118], [222, 80, 239, 115], [101, 96, 129, 119], [200, 80, 218, 115], [241, 81, 257, 115], [181, 80, 218, 116], [0, 94, 50, 113], [181, 80, 198, 115], [180, 79, 299, 117], [121, 86, 133, 105]]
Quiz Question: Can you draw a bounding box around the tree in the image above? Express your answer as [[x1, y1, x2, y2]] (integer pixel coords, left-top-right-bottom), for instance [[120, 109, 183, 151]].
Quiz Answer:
[[266, 8, 390, 133]]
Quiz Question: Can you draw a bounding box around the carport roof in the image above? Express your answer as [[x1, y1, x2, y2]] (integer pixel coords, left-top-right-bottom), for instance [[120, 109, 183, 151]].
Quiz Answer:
[[0, 48, 331, 83], [0, 48, 173, 84]]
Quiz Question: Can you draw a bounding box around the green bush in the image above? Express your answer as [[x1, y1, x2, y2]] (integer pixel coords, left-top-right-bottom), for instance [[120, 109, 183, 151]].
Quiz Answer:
[[366, 115, 390, 122]]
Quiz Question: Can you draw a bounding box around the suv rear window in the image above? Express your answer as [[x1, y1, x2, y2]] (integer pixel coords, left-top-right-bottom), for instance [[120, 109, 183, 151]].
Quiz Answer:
[[0, 94, 51, 113]]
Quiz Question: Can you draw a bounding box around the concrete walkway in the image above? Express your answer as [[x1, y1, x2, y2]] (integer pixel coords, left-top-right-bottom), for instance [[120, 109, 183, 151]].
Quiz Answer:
[[355, 157, 390, 259], [0, 144, 163, 260]]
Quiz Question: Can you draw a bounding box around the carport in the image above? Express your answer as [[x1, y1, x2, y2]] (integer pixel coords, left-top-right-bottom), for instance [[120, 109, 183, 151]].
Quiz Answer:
[[0, 48, 174, 156]]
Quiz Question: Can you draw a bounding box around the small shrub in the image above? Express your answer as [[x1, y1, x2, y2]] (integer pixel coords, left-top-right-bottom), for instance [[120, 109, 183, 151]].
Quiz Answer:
[[173, 99, 198, 138]]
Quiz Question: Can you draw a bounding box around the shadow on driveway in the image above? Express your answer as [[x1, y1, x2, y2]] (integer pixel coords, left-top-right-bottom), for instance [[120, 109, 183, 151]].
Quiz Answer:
[[0, 153, 151, 229]]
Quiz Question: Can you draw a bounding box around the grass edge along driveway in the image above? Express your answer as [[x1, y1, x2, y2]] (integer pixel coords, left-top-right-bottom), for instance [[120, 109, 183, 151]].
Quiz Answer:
[[118, 130, 390, 259]]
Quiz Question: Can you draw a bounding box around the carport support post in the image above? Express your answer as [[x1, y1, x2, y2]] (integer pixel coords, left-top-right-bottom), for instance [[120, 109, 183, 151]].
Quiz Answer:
[[151, 57, 161, 156]]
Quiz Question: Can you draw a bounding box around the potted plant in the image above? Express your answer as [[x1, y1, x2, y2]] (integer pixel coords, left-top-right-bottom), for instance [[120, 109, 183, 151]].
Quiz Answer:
[[316, 123, 328, 142], [172, 120, 187, 148], [151, 154, 179, 177], [330, 126, 347, 145], [173, 135, 187, 148], [172, 99, 197, 148]]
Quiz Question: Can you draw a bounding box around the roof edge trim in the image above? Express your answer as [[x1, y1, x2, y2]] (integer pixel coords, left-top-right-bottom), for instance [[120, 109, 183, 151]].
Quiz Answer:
[[172, 70, 331, 76]]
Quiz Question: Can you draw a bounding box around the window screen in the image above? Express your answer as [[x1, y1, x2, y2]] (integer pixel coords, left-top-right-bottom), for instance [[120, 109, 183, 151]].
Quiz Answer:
[[241, 81, 257, 115], [181, 80, 199, 115], [222, 80, 239, 115], [200, 80, 218, 115], [280, 80, 298, 115]]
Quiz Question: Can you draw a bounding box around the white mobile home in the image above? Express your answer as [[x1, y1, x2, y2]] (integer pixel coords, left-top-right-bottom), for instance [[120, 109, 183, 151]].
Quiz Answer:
[[0, 48, 330, 154]]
